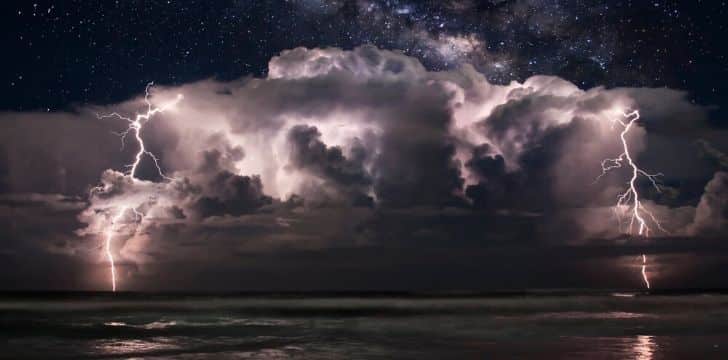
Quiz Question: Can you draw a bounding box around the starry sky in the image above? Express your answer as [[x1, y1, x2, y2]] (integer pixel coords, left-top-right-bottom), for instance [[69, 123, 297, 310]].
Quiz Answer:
[[4, 0, 727, 117], [1, 0, 727, 291]]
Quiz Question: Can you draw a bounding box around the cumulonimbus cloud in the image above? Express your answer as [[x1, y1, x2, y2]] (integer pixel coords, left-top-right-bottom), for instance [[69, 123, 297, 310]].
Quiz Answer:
[[0, 46, 725, 287]]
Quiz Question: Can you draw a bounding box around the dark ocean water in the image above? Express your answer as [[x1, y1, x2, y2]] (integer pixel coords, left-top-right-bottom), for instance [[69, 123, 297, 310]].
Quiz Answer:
[[1, 292, 727, 359]]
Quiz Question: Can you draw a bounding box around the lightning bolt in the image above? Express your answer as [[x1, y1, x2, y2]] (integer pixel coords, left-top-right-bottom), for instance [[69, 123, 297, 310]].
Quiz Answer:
[[596, 110, 666, 289], [641, 254, 650, 289], [104, 207, 127, 292], [96, 82, 183, 292], [97, 82, 183, 179]]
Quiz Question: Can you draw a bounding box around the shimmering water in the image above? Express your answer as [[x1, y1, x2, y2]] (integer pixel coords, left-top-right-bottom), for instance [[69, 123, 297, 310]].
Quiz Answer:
[[1, 293, 726, 359]]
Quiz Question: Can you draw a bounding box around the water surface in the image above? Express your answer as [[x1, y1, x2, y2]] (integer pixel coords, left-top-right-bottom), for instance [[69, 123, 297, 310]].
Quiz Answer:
[[1, 292, 726, 359]]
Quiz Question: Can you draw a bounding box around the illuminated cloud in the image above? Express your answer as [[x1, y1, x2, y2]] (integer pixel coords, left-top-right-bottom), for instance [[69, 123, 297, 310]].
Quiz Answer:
[[0, 46, 725, 289]]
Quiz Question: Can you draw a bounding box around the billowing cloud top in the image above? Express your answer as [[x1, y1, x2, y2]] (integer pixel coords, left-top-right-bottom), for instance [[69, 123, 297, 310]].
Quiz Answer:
[[0, 46, 726, 290]]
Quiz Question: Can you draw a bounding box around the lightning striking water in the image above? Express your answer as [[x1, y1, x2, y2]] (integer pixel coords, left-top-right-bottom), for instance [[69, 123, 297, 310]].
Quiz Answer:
[[597, 110, 666, 289], [641, 254, 650, 289], [96, 83, 182, 291], [104, 207, 127, 292]]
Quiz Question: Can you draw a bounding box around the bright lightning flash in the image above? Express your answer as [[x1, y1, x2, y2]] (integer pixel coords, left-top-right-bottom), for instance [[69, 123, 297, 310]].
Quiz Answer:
[[596, 110, 666, 289], [95, 83, 182, 292], [97, 83, 183, 179], [641, 254, 650, 289], [104, 207, 127, 292]]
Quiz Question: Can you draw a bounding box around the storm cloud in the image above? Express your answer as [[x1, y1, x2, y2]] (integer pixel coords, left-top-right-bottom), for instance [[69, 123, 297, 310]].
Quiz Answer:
[[1, 46, 726, 290]]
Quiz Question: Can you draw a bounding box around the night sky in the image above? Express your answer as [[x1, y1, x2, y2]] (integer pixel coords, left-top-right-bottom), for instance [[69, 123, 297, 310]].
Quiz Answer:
[[1, 0, 727, 291]]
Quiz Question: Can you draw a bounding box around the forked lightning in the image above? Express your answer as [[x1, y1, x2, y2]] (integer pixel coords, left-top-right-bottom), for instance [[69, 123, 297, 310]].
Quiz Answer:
[[596, 110, 666, 289], [96, 83, 182, 291]]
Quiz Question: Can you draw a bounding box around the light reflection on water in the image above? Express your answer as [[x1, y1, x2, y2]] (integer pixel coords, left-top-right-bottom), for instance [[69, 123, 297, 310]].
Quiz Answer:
[[525, 311, 649, 320], [95, 337, 180, 355], [633, 335, 656, 360]]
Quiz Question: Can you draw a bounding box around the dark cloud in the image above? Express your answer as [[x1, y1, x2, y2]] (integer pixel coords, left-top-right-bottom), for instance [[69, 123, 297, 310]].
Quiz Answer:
[[193, 172, 272, 218], [465, 145, 519, 211], [0, 111, 131, 195], [697, 139, 728, 171], [690, 172, 728, 236], [0, 146, 9, 193], [287, 124, 373, 206]]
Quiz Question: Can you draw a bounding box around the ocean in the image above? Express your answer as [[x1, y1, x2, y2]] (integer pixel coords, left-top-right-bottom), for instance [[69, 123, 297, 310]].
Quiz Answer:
[[1, 291, 726, 359]]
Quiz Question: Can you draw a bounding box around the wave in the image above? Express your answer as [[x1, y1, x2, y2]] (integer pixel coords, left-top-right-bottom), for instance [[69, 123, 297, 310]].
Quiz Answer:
[[101, 318, 296, 330]]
